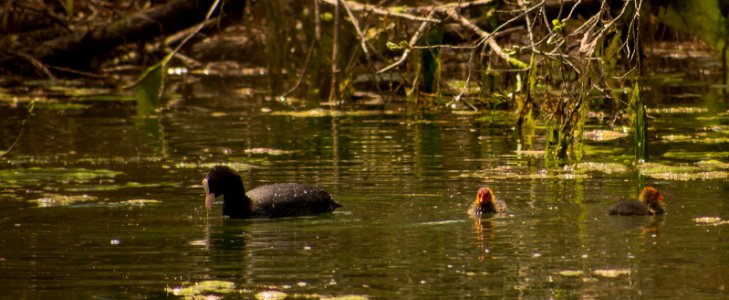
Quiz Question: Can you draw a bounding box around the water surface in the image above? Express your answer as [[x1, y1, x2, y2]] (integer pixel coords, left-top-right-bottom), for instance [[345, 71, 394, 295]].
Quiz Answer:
[[0, 91, 728, 299]]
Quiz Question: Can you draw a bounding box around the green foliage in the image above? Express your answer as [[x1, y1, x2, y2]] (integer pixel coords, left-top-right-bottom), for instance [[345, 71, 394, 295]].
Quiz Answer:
[[657, 0, 725, 51], [551, 19, 564, 34], [628, 83, 648, 161], [386, 41, 409, 51], [65, 0, 74, 16], [133, 63, 163, 116]]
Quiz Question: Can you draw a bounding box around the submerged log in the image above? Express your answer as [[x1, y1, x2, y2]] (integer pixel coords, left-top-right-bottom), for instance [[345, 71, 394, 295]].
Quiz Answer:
[[1, 0, 245, 77]]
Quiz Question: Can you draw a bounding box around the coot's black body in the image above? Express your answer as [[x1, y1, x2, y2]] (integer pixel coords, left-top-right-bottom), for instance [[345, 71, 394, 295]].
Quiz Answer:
[[608, 186, 665, 216], [203, 166, 340, 219], [608, 200, 662, 216]]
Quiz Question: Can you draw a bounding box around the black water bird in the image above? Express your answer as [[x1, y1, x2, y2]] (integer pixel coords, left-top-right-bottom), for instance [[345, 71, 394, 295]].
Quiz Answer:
[[608, 186, 665, 216], [203, 166, 341, 218]]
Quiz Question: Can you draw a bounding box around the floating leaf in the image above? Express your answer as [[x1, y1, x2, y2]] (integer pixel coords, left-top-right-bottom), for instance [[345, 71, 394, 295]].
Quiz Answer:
[[575, 162, 629, 174], [166, 280, 236, 299]]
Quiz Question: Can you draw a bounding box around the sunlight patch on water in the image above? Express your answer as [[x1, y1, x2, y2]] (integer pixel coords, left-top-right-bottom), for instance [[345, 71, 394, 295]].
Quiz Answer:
[[592, 268, 631, 278], [583, 129, 629, 141], [557, 270, 584, 277], [172, 161, 258, 171], [243, 148, 295, 156], [270, 108, 395, 118], [31, 193, 98, 207], [646, 107, 709, 114], [693, 216, 729, 226]]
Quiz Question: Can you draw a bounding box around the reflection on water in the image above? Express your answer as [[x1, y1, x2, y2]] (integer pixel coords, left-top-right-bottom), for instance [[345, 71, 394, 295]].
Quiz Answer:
[[0, 94, 728, 298]]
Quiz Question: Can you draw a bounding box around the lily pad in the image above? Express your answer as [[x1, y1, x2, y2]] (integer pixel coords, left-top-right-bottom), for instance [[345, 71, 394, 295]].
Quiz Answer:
[[166, 280, 236, 299], [575, 162, 629, 174], [592, 268, 631, 278]]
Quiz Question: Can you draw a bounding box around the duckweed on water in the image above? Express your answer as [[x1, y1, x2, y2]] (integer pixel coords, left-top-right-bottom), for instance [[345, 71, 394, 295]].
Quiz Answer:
[[0, 167, 121, 184], [639, 162, 729, 181], [659, 136, 729, 144], [461, 167, 591, 180], [66, 181, 177, 192], [663, 151, 729, 160], [575, 162, 629, 174]]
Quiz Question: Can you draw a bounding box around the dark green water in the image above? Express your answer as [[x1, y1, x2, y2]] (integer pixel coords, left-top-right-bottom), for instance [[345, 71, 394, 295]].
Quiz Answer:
[[0, 92, 728, 299]]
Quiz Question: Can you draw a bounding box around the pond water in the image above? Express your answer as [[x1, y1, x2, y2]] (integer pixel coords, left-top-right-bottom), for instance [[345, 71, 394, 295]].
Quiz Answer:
[[0, 85, 728, 299]]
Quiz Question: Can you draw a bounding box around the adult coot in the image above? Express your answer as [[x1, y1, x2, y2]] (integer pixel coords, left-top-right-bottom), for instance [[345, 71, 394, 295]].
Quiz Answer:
[[469, 187, 508, 217], [203, 166, 341, 218], [608, 185, 665, 216]]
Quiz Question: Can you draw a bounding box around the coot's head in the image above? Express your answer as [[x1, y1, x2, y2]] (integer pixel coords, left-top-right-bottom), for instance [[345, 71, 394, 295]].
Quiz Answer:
[[203, 166, 245, 211], [475, 187, 495, 206], [639, 185, 664, 208]]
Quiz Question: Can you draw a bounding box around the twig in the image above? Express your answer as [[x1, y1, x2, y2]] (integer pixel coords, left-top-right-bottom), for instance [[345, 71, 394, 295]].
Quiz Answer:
[[0, 100, 36, 158], [378, 9, 438, 74], [278, 38, 318, 99], [328, 0, 341, 102], [319, 0, 441, 23]]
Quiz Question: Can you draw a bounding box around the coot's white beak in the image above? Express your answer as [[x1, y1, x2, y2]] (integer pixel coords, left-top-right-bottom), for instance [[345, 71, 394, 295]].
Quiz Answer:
[[203, 178, 215, 211]]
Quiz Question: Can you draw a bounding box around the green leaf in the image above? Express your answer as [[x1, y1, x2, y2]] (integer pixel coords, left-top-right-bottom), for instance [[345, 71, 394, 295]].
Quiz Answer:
[[133, 63, 164, 116]]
